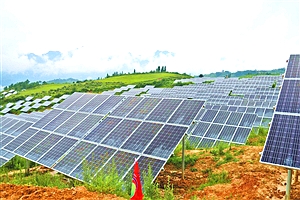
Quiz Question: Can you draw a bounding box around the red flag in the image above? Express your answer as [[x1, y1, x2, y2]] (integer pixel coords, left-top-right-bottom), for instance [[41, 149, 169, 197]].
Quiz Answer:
[[130, 159, 143, 200]]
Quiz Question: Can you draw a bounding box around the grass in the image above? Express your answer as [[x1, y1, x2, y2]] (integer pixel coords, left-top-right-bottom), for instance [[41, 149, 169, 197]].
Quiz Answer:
[[9, 83, 70, 98], [202, 80, 215, 84], [238, 73, 281, 79], [246, 127, 268, 146], [167, 154, 200, 169], [97, 72, 191, 85], [199, 170, 230, 190]]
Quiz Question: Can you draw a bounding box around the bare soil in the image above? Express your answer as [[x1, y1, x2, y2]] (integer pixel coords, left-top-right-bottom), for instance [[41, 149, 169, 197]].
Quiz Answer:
[[1, 146, 300, 200]]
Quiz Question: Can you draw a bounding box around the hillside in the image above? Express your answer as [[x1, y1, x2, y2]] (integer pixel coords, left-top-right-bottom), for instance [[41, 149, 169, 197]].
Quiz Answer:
[[204, 68, 285, 78], [0, 72, 191, 108], [1, 145, 299, 199]]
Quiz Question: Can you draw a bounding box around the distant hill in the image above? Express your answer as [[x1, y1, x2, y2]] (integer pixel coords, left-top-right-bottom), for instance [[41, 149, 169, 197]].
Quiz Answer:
[[47, 78, 78, 84], [203, 68, 285, 78]]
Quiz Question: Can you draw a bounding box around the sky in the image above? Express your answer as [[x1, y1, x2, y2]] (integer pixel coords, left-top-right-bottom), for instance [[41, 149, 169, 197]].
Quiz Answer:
[[1, 0, 300, 85]]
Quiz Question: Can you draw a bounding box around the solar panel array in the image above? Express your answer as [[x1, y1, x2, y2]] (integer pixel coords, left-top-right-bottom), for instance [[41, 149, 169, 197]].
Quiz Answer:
[[188, 108, 257, 148], [260, 54, 300, 170], [1, 95, 69, 114], [1, 69, 287, 183], [3, 93, 205, 183], [0, 111, 48, 167]]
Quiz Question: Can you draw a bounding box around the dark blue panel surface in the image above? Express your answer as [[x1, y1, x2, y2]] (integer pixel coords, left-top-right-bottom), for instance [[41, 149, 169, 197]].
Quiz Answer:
[[261, 114, 300, 168], [144, 125, 187, 159], [4, 128, 38, 152], [101, 119, 141, 148], [84, 117, 122, 143], [14, 131, 49, 156], [146, 99, 182, 123], [54, 141, 97, 174], [121, 122, 163, 152], [38, 137, 78, 167], [70, 145, 116, 180], [276, 80, 300, 113], [26, 134, 63, 161], [126, 98, 161, 120], [168, 100, 204, 125]]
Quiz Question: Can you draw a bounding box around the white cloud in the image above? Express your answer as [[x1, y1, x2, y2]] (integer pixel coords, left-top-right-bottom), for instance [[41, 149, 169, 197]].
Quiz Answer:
[[1, 0, 299, 78]]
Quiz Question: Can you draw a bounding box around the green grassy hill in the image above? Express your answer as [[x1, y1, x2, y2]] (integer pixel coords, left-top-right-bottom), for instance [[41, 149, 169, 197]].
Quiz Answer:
[[1, 72, 192, 108]]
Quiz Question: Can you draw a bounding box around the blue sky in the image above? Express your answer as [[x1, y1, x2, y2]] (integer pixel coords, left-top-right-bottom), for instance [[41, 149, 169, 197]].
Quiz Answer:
[[1, 0, 299, 82]]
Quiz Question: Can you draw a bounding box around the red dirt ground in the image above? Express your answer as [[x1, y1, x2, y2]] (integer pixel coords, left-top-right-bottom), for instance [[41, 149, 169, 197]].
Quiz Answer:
[[1, 146, 300, 200]]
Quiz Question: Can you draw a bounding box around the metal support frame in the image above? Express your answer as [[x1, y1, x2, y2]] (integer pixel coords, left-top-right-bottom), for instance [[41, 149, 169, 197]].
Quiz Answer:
[[285, 169, 292, 200], [182, 135, 185, 180]]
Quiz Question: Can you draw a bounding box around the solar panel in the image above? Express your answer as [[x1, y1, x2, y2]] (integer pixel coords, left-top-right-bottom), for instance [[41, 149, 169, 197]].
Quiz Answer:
[[192, 122, 210, 137], [121, 122, 163, 152], [5, 121, 27, 135], [188, 136, 203, 147], [101, 119, 141, 148], [26, 134, 63, 161], [213, 111, 230, 124], [84, 117, 122, 143], [168, 100, 205, 125], [70, 145, 116, 180], [110, 97, 142, 117], [201, 110, 218, 122], [198, 138, 215, 148], [93, 96, 124, 115], [146, 99, 182, 123], [226, 112, 243, 126], [276, 80, 300, 113], [38, 137, 78, 167], [260, 55, 300, 170], [232, 127, 251, 143], [101, 150, 138, 177], [136, 156, 166, 184], [32, 109, 62, 129], [67, 115, 103, 138], [66, 94, 96, 111], [56, 93, 84, 109], [3, 128, 38, 152], [126, 98, 161, 120], [218, 126, 236, 141], [261, 114, 300, 168], [285, 54, 300, 78], [55, 113, 88, 135], [204, 124, 223, 139], [43, 111, 75, 132], [53, 141, 97, 175], [239, 113, 257, 127], [143, 125, 187, 159], [11, 122, 32, 136], [1, 119, 19, 132], [14, 131, 49, 156]]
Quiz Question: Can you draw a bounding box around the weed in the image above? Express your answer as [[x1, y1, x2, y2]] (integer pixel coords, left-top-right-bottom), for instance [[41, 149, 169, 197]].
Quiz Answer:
[[201, 168, 212, 174], [190, 168, 198, 172], [167, 154, 199, 169], [216, 152, 238, 167], [246, 127, 268, 146], [82, 160, 129, 198], [143, 164, 161, 200], [233, 149, 244, 156], [199, 171, 230, 190], [163, 177, 175, 200]]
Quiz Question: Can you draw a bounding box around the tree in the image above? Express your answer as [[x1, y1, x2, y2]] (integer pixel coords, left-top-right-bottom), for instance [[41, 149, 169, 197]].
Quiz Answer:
[[134, 69, 136, 74], [156, 66, 161, 73], [199, 74, 204, 78]]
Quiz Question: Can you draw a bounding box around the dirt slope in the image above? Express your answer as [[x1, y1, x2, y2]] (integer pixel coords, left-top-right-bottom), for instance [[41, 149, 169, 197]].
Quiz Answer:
[[1, 146, 300, 200], [157, 146, 300, 200]]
